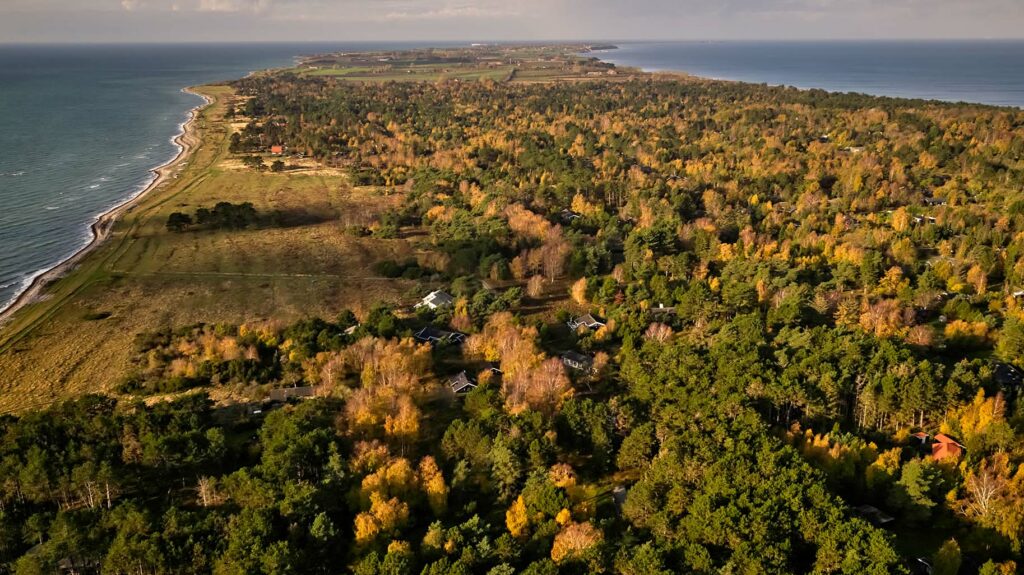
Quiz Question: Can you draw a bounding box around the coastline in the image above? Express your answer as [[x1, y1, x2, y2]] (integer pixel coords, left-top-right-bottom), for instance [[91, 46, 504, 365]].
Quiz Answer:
[[0, 87, 212, 326]]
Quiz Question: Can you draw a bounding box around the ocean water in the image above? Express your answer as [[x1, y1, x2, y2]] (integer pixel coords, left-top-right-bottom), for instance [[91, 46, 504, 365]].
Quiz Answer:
[[2, 41, 1024, 313], [0, 42, 447, 312], [599, 41, 1024, 108]]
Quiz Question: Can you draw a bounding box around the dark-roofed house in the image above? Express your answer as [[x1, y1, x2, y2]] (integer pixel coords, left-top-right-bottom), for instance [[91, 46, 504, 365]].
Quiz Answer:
[[567, 313, 605, 331], [57, 556, 98, 575], [993, 362, 1023, 398], [932, 434, 965, 461], [562, 351, 594, 373], [448, 371, 477, 394], [415, 290, 455, 310], [560, 209, 582, 223], [414, 326, 466, 345], [268, 386, 318, 402], [854, 504, 895, 527]]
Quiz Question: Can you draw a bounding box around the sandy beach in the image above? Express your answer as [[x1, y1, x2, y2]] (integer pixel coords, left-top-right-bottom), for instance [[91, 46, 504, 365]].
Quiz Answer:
[[0, 88, 212, 326]]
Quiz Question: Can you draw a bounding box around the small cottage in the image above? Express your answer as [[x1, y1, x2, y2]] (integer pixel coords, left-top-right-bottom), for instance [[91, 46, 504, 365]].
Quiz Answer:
[[854, 504, 895, 526], [414, 326, 466, 345], [268, 386, 318, 402], [560, 209, 582, 223], [416, 290, 455, 310], [562, 351, 594, 373], [567, 313, 605, 331], [448, 371, 477, 394], [931, 434, 965, 461]]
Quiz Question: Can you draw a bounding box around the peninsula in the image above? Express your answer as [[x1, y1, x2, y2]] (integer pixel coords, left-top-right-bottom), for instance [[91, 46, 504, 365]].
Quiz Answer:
[[1, 44, 1023, 574]]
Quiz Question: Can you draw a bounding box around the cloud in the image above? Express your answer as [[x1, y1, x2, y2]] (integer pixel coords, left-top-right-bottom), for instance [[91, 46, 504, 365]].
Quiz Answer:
[[113, 0, 275, 12], [380, 2, 524, 21], [2, 0, 1023, 42], [110, 0, 529, 20], [197, 0, 269, 12]]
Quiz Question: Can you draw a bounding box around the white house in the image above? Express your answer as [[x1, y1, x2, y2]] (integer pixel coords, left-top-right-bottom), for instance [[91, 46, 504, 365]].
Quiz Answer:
[[567, 313, 605, 331], [416, 290, 455, 310]]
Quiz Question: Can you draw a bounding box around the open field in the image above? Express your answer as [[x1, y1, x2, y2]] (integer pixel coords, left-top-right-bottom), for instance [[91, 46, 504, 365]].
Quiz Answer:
[[0, 85, 432, 413], [287, 44, 634, 83]]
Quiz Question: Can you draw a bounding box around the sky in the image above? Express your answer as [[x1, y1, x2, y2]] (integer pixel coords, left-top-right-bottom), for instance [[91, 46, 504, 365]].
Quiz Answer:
[[2, 0, 1024, 43]]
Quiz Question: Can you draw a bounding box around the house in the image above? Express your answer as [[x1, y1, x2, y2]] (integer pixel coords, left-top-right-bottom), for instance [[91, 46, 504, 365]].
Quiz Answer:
[[649, 303, 677, 316], [911, 431, 930, 445], [268, 386, 318, 402], [415, 290, 455, 310], [270, 145, 284, 155], [562, 351, 594, 373], [414, 326, 466, 345], [612, 485, 629, 515], [57, 556, 98, 575], [854, 504, 895, 527], [567, 313, 605, 331], [448, 371, 477, 394], [560, 209, 582, 223], [993, 362, 1023, 398], [932, 434, 965, 461]]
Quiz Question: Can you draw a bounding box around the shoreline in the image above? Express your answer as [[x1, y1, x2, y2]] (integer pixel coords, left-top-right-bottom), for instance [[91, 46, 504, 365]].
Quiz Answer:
[[0, 87, 212, 326]]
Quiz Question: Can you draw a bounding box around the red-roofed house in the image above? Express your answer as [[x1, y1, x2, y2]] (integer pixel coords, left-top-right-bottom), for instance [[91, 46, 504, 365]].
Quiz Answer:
[[270, 145, 284, 155], [932, 434, 964, 461]]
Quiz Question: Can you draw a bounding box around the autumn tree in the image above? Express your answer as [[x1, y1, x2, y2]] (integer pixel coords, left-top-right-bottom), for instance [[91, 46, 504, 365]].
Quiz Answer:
[[506, 495, 529, 538], [419, 456, 448, 516], [550, 521, 603, 564]]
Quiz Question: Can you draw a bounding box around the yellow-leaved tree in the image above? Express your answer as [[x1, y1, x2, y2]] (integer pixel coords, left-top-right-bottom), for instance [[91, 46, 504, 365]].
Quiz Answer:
[[506, 495, 529, 538], [419, 456, 448, 516]]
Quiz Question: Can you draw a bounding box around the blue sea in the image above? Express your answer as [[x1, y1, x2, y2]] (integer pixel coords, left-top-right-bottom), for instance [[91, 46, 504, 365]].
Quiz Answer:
[[2, 41, 1024, 312], [600, 41, 1024, 108]]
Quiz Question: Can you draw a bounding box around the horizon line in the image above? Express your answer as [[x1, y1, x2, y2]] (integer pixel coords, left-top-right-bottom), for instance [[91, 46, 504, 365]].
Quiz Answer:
[[3, 37, 1024, 46]]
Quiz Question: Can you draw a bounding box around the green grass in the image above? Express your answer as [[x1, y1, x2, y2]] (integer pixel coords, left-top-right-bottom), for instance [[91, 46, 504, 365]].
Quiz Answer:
[[306, 65, 515, 83], [287, 46, 634, 85], [305, 66, 375, 77]]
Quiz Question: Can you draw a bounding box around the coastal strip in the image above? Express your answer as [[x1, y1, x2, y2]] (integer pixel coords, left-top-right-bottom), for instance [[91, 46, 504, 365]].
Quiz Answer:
[[0, 87, 213, 326]]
